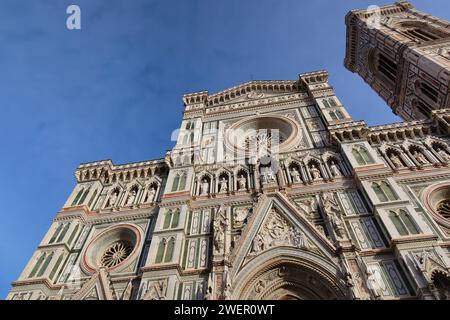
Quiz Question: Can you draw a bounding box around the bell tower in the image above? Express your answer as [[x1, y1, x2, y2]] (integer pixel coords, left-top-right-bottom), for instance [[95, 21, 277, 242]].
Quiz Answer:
[[345, 1, 450, 120]]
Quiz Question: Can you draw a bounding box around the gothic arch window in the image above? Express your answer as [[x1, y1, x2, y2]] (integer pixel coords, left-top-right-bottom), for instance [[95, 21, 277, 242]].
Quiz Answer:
[[185, 121, 195, 130], [155, 239, 166, 264], [163, 211, 173, 229], [29, 253, 46, 278], [389, 210, 420, 236], [164, 237, 175, 263], [49, 224, 63, 244], [36, 252, 54, 277], [71, 189, 84, 206], [397, 21, 449, 43], [328, 98, 337, 107], [372, 181, 398, 202], [67, 224, 79, 246], [88, 189, 98, 208], [323, 99, 330, 108], [368, 49, 398, 85], [399, 210, 420, 234], [171, 175, 180, 192], [56, 223, 70, 243], [389, 211, 408, 236], [171, 173, 186, 192], [352, 146, 374, 166], [78, 188, 90, 205], [329, 109, 345, 121], [49, 253, 64, 281], [171, 210, 180, 228], [178, 173, 186, 190]]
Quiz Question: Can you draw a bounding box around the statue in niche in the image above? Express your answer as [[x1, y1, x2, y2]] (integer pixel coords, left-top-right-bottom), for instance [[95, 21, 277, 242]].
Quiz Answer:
[[219, 177, 228, 193], [147, 186, 156, 203], [366, 269, 382, 298], [329, 161, 342, 177], [390, 153, 404, 168], [238, 174, 247, 190], [260, 166, 275, 184], [290, 166, 301, 183], [310, 164, 321, 181], [321, 192, 346, 240], [412, 150, 428, 165], [108, 189, 119, 207], [436, 147, 450, 162], [200, 179, 209, 196], [213, 207, 229, 254], [126, 189, 137, 205]]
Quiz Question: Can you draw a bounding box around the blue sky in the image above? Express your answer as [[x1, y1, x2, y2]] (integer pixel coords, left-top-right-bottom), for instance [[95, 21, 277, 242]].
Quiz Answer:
[[1, 0, 449, 298]]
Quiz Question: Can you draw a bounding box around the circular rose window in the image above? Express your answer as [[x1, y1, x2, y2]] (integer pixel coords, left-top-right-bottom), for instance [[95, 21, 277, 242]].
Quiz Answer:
[[437, 200, 450, 220], [82, 224, 140, 273], [101, 241, 133, 268], [224, 115, 302, 156], [423, 183, 450, 227]]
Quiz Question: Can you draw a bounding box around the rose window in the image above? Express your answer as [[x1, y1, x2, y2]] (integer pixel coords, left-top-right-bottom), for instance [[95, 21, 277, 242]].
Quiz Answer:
[[437, 200, 450, 220], [242, 131, 287, 151], [101, 241, 133, 268], [82, 225, 140, 273], [225, 115, 302, 156]]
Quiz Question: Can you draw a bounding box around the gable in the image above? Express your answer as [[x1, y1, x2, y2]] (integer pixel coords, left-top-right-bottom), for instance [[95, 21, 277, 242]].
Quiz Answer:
[[229, 192, 337, 278]]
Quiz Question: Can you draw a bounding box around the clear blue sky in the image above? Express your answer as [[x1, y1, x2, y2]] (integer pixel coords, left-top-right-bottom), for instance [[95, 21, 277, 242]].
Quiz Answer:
[[1, 0, 449, 298]]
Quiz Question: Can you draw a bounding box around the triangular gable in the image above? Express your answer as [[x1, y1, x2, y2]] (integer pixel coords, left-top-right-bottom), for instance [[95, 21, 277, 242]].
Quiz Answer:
[[229, 192, 337, 278], [71, 268, 116, 300]]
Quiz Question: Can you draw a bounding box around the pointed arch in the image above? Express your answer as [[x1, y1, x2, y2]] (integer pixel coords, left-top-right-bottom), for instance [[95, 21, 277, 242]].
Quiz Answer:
[[164, 238, 175, 263], [155, 239, 166, 264]]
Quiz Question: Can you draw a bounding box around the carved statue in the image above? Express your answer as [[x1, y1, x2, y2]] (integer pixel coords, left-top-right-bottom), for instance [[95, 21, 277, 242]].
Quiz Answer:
[[390, 153, 404, 168], [328, 212, 346, 240], [251, 209, 311, 255], [436, 147, 450, 162], [413, 150, 428, 165], [366, 269, 382, 298], [219, 177, 228, 193], [213, 208, 229, 254], [147, 186, 156, 203], [321, 192, 346, 240], [252, 233, 265, 253], [290, 167, 301, 183], [297, 199, 316, 220], [238, 175, 247, 190], [126, 190, 137, 205], [260, 167, 275, 184], [109, 189, 119, 207], [310, 164, 321, 181], [200, 179, 209, 196], [233, 207, 248, 228], [329, 161, 342, 177]]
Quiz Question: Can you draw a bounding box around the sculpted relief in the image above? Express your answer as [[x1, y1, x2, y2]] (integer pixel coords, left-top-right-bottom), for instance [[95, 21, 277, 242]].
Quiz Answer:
[[250, 208, 312, 256]]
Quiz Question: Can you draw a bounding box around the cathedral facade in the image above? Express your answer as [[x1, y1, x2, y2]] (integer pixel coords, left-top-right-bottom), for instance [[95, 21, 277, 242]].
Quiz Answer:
[[7, 1, 450, 300]]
